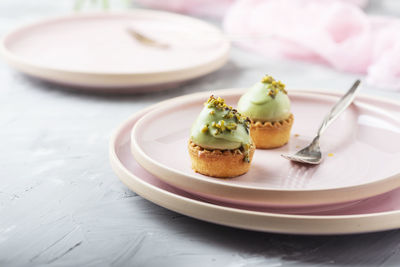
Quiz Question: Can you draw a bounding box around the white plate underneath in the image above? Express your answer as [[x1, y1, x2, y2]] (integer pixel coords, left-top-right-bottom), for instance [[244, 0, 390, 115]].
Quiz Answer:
[[0, 10, 230, 91], [110, 97, 400, 235]]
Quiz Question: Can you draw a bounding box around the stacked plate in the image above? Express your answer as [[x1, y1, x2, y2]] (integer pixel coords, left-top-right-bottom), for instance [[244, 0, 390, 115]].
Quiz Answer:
[[0, 10, 230, 92], [110, 89, 400, 235]]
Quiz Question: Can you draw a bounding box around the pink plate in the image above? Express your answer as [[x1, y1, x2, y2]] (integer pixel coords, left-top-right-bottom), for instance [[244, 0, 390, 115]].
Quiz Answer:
[[110, 102, 400, 234], [0, 11, 229, 91], [131, 89, 400, 206]]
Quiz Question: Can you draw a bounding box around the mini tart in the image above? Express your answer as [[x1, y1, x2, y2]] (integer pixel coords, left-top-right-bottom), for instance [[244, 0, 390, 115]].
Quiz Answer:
[[250, 114, 294, 149], [188, 140, 255, 178]]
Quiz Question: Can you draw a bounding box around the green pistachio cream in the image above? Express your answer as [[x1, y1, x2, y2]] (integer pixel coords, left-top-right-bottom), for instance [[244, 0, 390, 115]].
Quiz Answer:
[[190, 96, 252, 162], [238, 75, 291, 122]]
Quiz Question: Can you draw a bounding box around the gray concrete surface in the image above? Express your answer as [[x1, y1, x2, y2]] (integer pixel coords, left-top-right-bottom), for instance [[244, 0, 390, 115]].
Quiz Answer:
[[1, 0, 400, 266]]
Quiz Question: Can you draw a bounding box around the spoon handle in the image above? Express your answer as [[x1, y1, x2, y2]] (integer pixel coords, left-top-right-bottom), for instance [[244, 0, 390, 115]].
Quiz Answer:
[[317, 80, 361, 137]]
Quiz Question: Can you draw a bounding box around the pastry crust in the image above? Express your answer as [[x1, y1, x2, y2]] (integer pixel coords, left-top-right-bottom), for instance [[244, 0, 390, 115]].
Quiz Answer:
[[188, 140, 255, 178], [250, 114, 294, 149]]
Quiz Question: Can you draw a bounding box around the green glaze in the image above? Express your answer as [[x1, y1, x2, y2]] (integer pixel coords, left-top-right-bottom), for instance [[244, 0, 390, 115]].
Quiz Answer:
[[190, 96, 252, 161], [238, 76, 291, 122]]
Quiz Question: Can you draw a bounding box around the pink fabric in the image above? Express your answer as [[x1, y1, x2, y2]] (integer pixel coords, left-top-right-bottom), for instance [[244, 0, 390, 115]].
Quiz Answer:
[[135, 0, 235, 18], [136, 0, 367, 17], [137, 0, 400, 90], [224, 0, 400, 90]]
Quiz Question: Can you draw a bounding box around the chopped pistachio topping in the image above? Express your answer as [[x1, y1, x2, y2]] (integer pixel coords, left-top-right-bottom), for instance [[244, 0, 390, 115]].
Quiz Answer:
[[224, 111, 234, 119], [261, 75, 287, 97], [205, 95, 250, 132], [199, 95, 252, 162], [216, 120, 225, 130], [206, 95, 228, 110], [261, 75, 274, 84], [201, 125, 208, 133], [226, 122, 237, 131]]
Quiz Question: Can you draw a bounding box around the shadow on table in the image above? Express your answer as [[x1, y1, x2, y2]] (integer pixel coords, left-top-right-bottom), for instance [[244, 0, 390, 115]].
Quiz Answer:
[[146, 201, 400, 266], [18, 59, 244, 102]]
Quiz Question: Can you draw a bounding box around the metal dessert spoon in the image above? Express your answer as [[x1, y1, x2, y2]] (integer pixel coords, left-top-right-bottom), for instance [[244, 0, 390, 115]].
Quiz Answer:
[[126, 28, 170, 49], [281, 80, 361, 164]]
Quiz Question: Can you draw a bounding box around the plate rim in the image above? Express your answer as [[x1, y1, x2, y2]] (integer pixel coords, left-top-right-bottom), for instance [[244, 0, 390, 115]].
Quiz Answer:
[[109, 98, 400, 234], [130, 88, 400, 206], [0, 10, 230, 88]]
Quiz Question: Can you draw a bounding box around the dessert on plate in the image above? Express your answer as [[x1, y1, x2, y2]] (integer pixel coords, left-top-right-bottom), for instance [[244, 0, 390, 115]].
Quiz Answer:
[[238, 75, 293, 149], [189, 95, 255, 178]]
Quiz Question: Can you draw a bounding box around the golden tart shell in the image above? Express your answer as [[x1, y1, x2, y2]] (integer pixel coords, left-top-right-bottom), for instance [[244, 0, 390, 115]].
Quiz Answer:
[[250, 114, 294, 149], [188, 140, 255, 178]]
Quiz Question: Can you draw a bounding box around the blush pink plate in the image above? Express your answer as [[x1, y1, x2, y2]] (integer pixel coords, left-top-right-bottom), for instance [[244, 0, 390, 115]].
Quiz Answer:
[[130, 88, 400, 206], [110, 98, 400, 234], [0, 10, 230, 91]]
